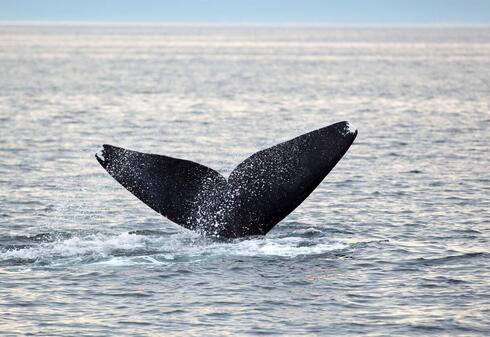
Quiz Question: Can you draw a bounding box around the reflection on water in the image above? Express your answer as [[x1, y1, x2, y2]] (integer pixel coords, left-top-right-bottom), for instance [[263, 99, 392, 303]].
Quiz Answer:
[[0, 25, 489, 336]]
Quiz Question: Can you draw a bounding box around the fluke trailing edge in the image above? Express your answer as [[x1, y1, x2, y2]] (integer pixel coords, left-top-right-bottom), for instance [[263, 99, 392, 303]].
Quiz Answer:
[[95, 121, 357, 238]]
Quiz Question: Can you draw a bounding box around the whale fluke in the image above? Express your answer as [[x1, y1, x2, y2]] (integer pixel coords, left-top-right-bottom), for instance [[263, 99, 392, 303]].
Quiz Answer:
[[96, 121, 357, 238]]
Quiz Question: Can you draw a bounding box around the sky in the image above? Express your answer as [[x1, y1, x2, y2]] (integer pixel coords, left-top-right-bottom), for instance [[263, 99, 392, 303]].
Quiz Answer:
[[0, 0, 489, 25]]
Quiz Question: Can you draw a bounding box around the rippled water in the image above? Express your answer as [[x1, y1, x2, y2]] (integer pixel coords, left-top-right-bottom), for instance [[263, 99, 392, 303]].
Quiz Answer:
[[0, 25, 489, 336]]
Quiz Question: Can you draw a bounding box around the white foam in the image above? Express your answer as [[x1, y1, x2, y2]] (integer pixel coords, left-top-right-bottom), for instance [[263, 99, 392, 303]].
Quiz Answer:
[[198, 236, 347, 258], [92, 255, 166, 266], [0, 231, 348, 266], [0, 232, 146, 261]]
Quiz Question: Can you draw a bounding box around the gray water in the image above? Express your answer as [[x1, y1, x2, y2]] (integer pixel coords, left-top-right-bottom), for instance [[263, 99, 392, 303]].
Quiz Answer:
[[0, 25, 489, 336]]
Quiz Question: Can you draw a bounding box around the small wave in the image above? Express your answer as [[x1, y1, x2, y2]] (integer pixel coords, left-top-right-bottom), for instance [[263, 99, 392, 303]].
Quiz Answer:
[[405, 252, 488, 266], [289, 227, 324, 238]]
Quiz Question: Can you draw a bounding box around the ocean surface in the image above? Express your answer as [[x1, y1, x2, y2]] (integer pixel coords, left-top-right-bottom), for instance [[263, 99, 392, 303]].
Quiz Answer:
[[0, 25, 489, 336]]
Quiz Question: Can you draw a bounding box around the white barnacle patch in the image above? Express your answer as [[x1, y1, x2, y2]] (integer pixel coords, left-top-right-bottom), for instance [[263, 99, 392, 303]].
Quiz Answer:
[[346, 121, 356, 133], [341, 121, 356, 136], [96, 146, 106, 161]]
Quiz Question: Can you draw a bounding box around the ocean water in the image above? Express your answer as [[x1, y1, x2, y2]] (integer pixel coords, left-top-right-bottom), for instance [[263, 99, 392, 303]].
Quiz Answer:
[[0, 25, 489, 336]]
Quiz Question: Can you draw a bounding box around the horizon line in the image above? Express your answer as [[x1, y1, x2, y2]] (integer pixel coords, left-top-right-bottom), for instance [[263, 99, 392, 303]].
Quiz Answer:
[[1, 21, 490, 28]]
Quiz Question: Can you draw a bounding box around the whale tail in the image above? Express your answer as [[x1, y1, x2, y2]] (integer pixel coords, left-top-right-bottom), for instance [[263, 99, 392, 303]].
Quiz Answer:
[[96, 121, 357, 238]]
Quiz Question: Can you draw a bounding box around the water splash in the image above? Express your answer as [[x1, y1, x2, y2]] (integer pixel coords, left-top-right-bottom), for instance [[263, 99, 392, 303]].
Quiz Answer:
[[0, 230, 347, 267]]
